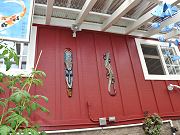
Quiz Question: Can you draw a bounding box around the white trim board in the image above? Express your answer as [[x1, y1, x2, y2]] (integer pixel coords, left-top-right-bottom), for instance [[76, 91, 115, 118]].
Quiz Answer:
[[135, 38, 180, 80]]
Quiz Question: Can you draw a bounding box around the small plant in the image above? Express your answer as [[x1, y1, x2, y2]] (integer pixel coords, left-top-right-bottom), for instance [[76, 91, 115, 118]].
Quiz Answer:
[[0, 43, 48, 135], [142, 113, 163, 135]]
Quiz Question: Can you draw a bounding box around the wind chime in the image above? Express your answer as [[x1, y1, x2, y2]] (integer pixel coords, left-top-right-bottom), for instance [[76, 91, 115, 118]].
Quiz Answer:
[[151, 2, 180, 61]]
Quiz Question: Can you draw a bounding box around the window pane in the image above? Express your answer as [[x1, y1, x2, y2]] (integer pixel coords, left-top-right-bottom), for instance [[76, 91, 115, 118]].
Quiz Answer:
[[161, 47, 180, 75], [141, 44, 165, 75], [23, 43, 28, 55], [145, 58, 165, 75], [141, 44, 159, 56], [21, 56, 27, 69], [16, 43, 21, 55]]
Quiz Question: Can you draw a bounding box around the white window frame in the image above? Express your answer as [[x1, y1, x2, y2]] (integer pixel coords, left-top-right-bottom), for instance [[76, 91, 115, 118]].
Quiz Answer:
[[135, 38, 180, 80], [0, 26, 37, 76]]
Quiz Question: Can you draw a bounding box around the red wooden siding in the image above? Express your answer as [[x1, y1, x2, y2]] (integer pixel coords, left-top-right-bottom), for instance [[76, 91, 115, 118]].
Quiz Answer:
[[33, 25, 180, 130]]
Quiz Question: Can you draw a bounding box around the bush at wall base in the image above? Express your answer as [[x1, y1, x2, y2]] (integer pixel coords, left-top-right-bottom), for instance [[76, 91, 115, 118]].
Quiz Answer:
[[142, 113, 163, 135], [0, 44, 48, 135]]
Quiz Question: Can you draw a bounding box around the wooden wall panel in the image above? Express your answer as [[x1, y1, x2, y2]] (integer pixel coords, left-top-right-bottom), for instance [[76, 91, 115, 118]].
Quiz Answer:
[[110, 34, 142, 116], [126, 37, 158, 113], [94, 33, 124, 118], [76, 31, 103, 120], [32, 25, 180, 130]]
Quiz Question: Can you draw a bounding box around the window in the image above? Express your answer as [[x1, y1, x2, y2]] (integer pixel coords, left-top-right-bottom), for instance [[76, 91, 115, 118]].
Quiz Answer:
[[135, 38, 180, 80], [0, 26, 37, 76]]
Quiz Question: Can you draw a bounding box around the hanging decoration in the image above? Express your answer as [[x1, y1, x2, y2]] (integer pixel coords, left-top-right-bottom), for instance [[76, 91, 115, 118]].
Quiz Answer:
[[103, 52, 116, 96], [151, 2, 178, 19], [151, 2, 180, 62], [64, 48, 73, 97]]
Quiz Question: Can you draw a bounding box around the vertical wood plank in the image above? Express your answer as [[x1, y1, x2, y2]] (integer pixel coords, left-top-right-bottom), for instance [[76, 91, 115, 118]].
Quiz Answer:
[[76, 31, 103, 120], [94, 32, 124, 118], [126, 36, 158, 113], [111, 34, 142, 116], [59, 29, 81, 120]]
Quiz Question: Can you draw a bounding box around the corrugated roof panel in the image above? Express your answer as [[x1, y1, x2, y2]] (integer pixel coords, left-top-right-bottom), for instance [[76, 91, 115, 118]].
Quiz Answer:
[[107, 0, 125, 14], [34, 5, 46, 16], [91, 0, 106, 13], [35, 0, 47, 4], [84, 14, 106, 24], [53, 0, 86, 9], [54, 0, 67, 7], [114, 19, 133, 27], [71, 0, 86, 9], [52, 9, 78, 20]]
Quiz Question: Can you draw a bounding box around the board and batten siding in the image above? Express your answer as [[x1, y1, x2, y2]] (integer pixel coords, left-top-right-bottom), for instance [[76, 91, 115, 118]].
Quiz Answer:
[[33, 25, 180, 131]]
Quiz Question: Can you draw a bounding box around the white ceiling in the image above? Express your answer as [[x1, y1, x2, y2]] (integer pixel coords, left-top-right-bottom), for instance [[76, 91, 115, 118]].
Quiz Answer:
[[33, 0, 180, 39]]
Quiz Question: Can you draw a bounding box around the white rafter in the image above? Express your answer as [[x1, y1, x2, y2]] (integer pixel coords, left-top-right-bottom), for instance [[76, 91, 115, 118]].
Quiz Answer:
[[146, 11, 180, 37], [35, 3, 137, 22], [75, 0, 97, 25], [101, 0, 114, 13], [45, 0, 55, 24], [101, 0, 141, 31], [125, 0, 179, 34], [33, 15, 147, 37]]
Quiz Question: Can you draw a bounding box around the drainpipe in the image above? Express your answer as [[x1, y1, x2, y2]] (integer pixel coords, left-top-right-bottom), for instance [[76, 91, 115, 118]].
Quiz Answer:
[[45, 120, 177, 134]]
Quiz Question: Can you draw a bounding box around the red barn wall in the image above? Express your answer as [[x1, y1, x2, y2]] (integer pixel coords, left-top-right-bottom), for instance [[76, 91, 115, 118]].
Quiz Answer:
[[33, 25, 180, 130]]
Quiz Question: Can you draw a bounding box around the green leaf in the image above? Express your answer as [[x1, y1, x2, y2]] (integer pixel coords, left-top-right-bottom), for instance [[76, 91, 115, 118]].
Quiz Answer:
[[40, 131, 47, 135], [5, 112, 29, 128], [23, 90, 30, 98], [0, 54, 5, 59], [8, 52, 14, 60], [13, 55, 19, 65], [0, 101, 6, 108], [0, 73, 4, 82], [4, 58, 12, 71], [0, 125, 15, 135], [0, 86, 5, 93], [32, 79, 43, 86], [23, 128, 39, 135], [31, 102, 40, 111], [33, 95, 48, 102], [40, 96, 48, 102], [0, 45, 3, 50], [40, 106, 49, 113], [2, 50, 8, 56], [26, 106, 32, 117]]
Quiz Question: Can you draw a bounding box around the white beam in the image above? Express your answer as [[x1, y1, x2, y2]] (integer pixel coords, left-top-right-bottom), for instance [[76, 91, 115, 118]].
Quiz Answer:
[[101, 0, 114, 13], [45, 0, 55, 24], [101, 0, 141, 31], [131, 0, 150, 19], [165, 30, 180, 39], [35, 3, 137, 22], [75, 0, 97, 25], [147, 11, 180, 37], [33, 15, 147, 37], [125, 0, 179, 34]]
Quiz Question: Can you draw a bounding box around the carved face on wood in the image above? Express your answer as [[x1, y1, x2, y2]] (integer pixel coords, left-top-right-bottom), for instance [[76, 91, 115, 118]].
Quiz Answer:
[[64, 48, 73, 97]]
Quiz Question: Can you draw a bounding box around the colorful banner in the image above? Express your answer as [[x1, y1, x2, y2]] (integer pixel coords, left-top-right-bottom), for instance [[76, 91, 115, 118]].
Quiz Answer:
[[0, 0, 34, 42]]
